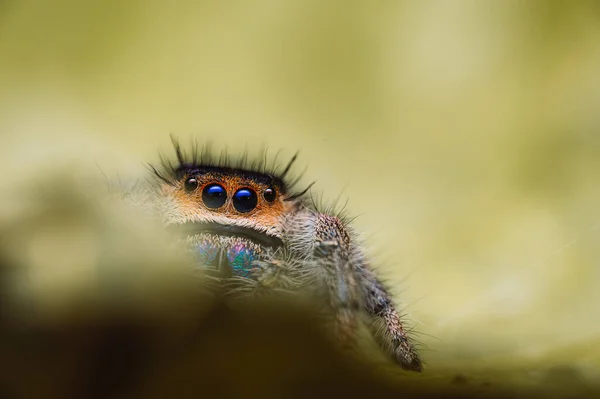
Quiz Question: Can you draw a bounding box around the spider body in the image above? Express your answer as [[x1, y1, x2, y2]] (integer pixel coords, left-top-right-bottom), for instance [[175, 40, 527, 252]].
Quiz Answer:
[[151, 141, 423, 372]]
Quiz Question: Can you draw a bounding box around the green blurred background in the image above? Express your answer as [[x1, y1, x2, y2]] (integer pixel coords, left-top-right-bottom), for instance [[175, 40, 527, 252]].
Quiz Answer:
[[1, 0, 600, 379]]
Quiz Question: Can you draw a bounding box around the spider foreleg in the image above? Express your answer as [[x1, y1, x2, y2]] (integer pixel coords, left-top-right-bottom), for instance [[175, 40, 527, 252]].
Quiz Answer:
[[360, 267, 423, 372], [310, 214, 364, 350]]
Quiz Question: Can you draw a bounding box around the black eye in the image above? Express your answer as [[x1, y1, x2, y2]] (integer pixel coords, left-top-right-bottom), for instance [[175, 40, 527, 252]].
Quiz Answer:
[[233, 188, 257, 213], [202, 184, 227, 209], [184, 177, 198, 192], [264, 187, 276, 202]]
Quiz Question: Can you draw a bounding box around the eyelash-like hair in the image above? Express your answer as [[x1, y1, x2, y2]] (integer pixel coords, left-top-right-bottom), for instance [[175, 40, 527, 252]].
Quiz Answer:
[[306, 189, 358, 226], [148, 135, 314, 201]]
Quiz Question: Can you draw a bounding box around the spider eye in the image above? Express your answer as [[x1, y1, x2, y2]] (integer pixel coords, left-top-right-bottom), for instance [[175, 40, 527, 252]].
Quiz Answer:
[[233, 188, 257, 213], [184, 177, 199, 192], [263, 187, 276, 202], [202, 184, 227, 209]]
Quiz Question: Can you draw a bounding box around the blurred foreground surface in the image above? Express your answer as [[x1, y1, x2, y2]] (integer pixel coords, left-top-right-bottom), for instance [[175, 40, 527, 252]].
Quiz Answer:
[[0, 170, 598, 398]]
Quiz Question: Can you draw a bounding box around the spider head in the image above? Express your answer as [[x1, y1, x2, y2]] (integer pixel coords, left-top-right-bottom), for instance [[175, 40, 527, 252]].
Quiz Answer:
[[166, 166, 292, 237], [159, 164, 300, 278]]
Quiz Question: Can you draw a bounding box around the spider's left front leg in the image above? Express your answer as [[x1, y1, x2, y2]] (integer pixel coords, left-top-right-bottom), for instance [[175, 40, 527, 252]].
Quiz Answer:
[[300, 212, 423, 372], [308, 214, 365, 349], [359, 266, 423, 372]]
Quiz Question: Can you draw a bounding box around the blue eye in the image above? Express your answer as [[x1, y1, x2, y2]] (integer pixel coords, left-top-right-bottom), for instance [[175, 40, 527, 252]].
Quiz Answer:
[[233, 188, 257, 213], [202, 184, 227, 209]]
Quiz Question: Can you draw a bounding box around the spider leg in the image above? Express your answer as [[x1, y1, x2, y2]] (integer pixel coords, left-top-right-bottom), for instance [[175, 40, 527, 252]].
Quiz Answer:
[[309, 214, 364, 350], [287, 210, 422, 371], [359, 266, 423, 372]]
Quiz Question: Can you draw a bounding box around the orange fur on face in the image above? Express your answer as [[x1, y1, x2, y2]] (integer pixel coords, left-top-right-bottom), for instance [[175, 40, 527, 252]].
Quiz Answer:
[[162, 171, 295, 238]]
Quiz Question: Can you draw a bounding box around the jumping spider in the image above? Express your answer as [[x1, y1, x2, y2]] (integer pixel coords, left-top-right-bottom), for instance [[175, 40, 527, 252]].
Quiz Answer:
[[149, 139, 422, 372]]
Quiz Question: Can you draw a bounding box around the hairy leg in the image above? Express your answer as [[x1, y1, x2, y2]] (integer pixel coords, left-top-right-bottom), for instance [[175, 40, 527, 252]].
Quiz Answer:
[[360, 266, 422, 371], [229, 208, 422, 371], [299, 210, 422, 371], [310, 214, 364, 349]]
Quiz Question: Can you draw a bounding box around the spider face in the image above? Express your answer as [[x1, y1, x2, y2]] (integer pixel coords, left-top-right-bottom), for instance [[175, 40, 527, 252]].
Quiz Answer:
[[166, 167, 290, 235], [162, 166, 295, 278]]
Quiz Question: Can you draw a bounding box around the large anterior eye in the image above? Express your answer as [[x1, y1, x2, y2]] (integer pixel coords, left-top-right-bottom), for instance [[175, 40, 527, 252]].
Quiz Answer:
[[233, 188, 257, 213], [202, 183, 227, 209]]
